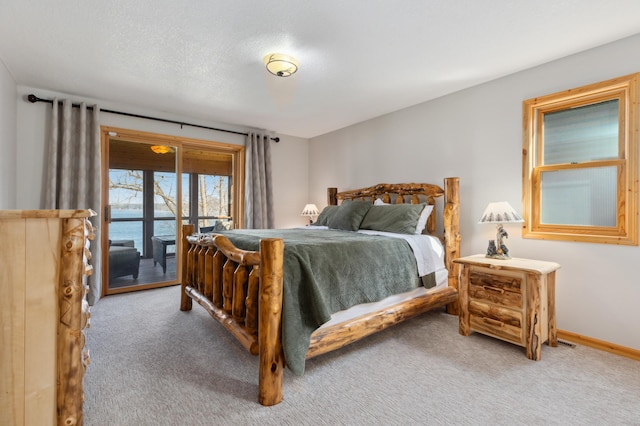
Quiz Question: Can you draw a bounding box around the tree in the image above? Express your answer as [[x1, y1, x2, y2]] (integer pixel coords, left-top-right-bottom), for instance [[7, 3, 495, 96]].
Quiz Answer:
[[109, 170, 229, 222], [109, 170, 177, 216]]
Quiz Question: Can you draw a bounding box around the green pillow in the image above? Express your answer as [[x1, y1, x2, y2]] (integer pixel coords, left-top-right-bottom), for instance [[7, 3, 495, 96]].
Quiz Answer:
[[315, 205, 339, 226], [327, 200, 372, 231], [359, 203, 427, 234]]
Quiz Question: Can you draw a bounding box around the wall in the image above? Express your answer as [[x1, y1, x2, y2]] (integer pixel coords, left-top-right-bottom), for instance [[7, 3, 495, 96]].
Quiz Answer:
[[309, 33, 640, 351], [0, 58, 17, 208], [14, 85, 309, 229]]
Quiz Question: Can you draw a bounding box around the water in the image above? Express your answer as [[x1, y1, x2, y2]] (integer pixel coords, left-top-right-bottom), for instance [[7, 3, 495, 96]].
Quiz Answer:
[[109, 209, 177, 254]]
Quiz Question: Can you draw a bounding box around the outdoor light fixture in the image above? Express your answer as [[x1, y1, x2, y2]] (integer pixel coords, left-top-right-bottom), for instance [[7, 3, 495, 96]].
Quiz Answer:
[[150, 145, 175, 154]]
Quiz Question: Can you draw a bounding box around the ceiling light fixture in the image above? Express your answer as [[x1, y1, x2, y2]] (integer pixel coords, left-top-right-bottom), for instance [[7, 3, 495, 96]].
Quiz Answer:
[[150, 145, 175, 154], [263, 53, 299, 77]]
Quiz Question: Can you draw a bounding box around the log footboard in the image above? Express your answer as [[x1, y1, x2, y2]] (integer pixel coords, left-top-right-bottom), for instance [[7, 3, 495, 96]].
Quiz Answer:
[[180, 224, 285, 406]]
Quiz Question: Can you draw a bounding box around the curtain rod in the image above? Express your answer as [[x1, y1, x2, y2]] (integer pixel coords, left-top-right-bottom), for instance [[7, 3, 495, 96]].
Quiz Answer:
[[27, 94, 280, 142]]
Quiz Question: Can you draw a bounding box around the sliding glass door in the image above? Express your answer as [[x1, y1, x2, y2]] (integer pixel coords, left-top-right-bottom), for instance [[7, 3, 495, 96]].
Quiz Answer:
[[101, 127, 244, 296], [106, 140, 179, 293]]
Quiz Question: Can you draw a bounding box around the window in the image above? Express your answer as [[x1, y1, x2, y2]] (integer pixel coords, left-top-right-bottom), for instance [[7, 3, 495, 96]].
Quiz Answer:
[[522, 73, 639, 245]]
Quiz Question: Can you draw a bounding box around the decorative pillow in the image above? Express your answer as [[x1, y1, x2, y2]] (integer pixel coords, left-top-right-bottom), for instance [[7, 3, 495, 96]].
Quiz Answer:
[[360, 203, 431, 235], [374, 198, 388, 206], [314, 205, 339, 226], [414, 204, 434, 234], [327, 200, 372, 231]]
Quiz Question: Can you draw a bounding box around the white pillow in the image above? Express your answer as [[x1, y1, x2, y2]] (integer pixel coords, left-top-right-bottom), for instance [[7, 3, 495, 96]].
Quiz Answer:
[[415, 204, 434, 234], [374, 198, 388, 205]]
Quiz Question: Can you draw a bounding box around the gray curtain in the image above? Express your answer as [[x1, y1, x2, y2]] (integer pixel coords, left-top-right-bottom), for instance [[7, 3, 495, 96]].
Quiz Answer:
[[44, 99, 102, 304], [244, 132, 274, 229]]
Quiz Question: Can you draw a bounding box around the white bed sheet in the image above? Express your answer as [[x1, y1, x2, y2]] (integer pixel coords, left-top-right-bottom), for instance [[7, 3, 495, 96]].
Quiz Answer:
[[302, 225, 449, 330], [319, 267, 448, 329], [355, 229, 444, 277]]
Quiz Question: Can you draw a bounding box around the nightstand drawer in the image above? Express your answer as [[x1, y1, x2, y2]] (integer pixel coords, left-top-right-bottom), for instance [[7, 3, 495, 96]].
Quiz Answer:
[[469, 299, 524, 345], [469, 268, 523, 309], [469, 300, 522, 328], [470, 314, 523, 345]]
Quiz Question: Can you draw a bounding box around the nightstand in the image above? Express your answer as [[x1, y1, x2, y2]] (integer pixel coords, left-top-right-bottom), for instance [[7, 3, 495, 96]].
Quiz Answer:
[[454, 254, 561, 360]]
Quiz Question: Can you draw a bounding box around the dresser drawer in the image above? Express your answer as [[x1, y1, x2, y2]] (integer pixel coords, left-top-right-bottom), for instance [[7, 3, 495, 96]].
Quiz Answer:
[[469, 268, 523, 309]]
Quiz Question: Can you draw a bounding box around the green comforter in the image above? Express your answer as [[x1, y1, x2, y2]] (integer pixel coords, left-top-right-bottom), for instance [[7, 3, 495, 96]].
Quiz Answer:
[[218, 228, 423, 375]]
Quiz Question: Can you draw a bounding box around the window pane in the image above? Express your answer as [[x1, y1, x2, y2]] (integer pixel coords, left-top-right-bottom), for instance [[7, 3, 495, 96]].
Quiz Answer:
[[154, 220, 176, 253], [543, 99, 619, 165], [154, 171, 177, 251], [153, 219, 175, 237], [109, 169, 143, 217], [198, 175, 230, 217], [154, 172, 177, 218], [108, 221, 143, 252], [181, 174, 190, 217], [540, 166, 616, 226]]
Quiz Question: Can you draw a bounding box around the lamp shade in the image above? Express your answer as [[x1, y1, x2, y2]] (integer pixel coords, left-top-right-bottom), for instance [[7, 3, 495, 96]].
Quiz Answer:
[[300, 204, 320, 217], [478, 201, 524, 224], [264, 53, 299, 77]]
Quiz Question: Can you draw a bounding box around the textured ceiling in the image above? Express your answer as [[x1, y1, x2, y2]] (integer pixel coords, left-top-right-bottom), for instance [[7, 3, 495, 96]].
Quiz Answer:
[[2, 1, 640, 138]]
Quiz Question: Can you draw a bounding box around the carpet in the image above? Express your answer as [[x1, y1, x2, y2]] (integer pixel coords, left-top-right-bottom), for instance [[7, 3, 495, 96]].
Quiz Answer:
[[84, 285, 640, 425]]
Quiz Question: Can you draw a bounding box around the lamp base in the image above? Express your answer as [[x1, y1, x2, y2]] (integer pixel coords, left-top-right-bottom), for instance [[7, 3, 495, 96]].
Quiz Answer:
[[486, 239, 511, 260], [485, 253, 511, 260]]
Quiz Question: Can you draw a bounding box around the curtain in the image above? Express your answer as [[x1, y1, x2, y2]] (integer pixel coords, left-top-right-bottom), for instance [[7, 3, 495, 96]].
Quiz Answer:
[[244, 132, 274, 229], [44, 99, 102, 304]]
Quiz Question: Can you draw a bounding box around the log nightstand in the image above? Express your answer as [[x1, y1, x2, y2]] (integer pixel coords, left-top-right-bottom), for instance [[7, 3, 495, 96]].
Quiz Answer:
[[454, 255, 561, 360]]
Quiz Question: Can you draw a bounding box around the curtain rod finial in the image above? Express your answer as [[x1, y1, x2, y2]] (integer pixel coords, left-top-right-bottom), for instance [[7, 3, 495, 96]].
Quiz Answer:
[[27, 94, 38, 103]]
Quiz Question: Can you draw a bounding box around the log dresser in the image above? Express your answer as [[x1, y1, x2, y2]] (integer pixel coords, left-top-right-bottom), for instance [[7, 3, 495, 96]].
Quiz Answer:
[[454, 254, 560, 360], [0, 210, 94, 426]]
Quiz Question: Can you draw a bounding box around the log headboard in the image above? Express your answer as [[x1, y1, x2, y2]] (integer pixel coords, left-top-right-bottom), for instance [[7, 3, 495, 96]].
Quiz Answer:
[[327, 177, 460, 315]]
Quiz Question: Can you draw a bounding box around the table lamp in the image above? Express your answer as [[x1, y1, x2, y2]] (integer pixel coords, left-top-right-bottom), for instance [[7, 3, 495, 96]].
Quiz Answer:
[[478, 201, 524, 259], [301, 203, 320, 225]]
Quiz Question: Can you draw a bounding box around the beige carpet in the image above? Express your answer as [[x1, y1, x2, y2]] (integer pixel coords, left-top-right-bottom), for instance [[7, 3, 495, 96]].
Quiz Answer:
[[84, 285, 640, 425]]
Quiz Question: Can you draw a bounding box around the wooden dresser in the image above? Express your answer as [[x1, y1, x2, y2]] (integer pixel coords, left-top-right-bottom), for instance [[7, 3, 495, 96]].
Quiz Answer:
[[454, 254, 561, 360], [0, 210, 95, 426]]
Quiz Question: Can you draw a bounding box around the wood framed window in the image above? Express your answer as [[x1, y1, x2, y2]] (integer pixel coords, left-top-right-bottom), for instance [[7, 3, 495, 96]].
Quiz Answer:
[[522, 73, 639, 245]]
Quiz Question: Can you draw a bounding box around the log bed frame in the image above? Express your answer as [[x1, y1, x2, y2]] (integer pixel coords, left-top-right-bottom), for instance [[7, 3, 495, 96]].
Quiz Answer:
[[180, 177, 460, 406]]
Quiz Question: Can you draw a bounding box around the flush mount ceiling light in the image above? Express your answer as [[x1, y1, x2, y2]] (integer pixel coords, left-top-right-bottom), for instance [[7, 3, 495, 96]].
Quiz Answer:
[[263, 53, 299, 77], [150, 145, 175, 154]]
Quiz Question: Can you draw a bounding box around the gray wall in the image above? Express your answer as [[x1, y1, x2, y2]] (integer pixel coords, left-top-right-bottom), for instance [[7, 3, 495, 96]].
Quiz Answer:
[[14, 85, 310, 229], [0, 58, 17, 208], [309, 33, 640, 351]]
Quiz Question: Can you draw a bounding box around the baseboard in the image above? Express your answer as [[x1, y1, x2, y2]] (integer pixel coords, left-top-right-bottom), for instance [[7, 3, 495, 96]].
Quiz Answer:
[[557, 329, 640, 362]]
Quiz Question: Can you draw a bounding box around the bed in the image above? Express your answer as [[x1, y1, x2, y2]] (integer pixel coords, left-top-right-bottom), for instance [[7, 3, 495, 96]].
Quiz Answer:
[[179, 177, 461, 405]]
